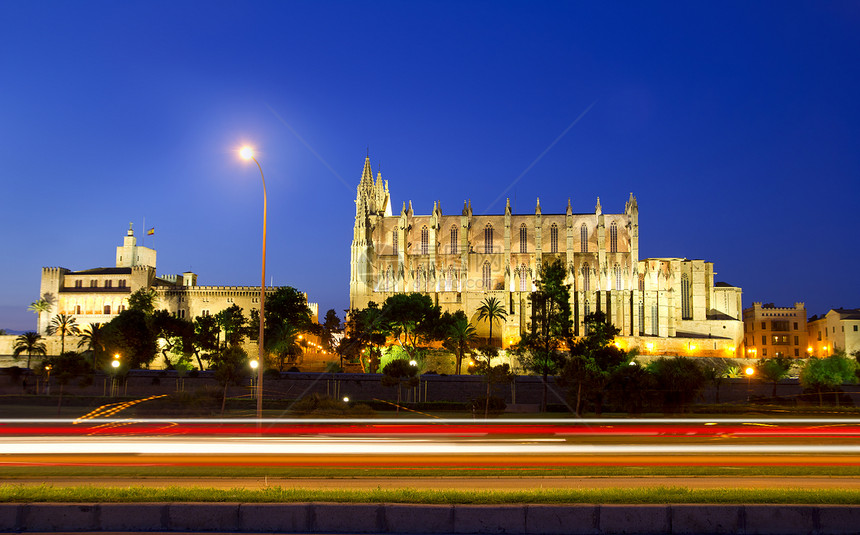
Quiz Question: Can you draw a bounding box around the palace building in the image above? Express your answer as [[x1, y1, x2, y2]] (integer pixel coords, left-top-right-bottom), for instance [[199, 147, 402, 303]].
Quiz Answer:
[[37, 224, 318, 336], [349, 156, 743, 357]]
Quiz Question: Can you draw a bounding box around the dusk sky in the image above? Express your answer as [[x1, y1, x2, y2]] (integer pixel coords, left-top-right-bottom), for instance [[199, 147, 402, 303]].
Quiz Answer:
[[1, 1, 858, 332]]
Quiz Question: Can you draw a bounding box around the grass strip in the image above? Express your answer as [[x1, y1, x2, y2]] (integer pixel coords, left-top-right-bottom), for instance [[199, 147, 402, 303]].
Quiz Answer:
[[2, 465, 860, 478], [1, 485, 860, 504]]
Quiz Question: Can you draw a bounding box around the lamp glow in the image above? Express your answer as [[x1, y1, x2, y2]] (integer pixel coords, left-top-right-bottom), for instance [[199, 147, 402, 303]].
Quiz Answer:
[[240, 147, 254, 160], [745, 367, 754, 376], [111, 360, 120, 369]]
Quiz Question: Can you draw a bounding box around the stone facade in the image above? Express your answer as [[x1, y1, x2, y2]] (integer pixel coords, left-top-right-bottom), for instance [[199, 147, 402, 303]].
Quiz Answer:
[[33, 225, 319, 346], [807, 308, 860, 357], [742, 302, 809, 359], [349, 156, 743, 357]]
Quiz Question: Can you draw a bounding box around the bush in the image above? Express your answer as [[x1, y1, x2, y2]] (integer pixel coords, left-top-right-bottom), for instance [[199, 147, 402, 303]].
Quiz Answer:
[[289, 393, 374, 418], [134, 387, 220, 417], [469, 396, 506, 417], [263, 368, 281, 380]]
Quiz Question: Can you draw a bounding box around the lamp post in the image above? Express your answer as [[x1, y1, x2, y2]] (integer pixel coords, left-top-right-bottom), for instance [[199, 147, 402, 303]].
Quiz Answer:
[[249, 359, 259, 399], [111, 354, 120, 397], [241, 146, 266, 421], [745, 366, 755, 402]]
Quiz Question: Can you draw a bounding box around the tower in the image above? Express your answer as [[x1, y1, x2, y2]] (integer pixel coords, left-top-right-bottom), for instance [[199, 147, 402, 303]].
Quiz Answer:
[[349, 156, 391, 306]]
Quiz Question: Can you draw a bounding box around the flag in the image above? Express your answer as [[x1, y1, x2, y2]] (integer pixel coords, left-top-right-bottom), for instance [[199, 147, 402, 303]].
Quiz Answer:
[[147, 228, 155, 236]]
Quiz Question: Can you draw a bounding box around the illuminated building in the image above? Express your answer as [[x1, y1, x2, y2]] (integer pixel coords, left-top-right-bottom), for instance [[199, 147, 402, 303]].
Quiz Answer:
[[807, 308, 860, 358], [37, 224, 318, 336], [349, 156, 743, 357], [742, 302, 808, 359]]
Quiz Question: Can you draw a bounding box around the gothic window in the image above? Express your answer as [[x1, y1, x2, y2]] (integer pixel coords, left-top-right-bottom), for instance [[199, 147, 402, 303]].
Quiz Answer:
[[638, 273, 645, 292], [520, 264, 528, 292], [681, 273, 692, 320], [652, 304, 659, 334], [420, 226, 429, 255], [639, 301, 645, 335], [580, 223, 588, 252], [446, 266, 454, 292], [550, 224, 558, 253], [413, 268, 420, 292], [484, 224, 494, 254], [610, 221, 618, 253], [482, 262, 491, 290], [519, 224, 527, 253], [582, 263, 590, 292], [105, 280, 113, 288], [392, 230, 398, 254], [614, 264, 622, 291], [450, 226, 458, 255], [74, 280, 82, 288]]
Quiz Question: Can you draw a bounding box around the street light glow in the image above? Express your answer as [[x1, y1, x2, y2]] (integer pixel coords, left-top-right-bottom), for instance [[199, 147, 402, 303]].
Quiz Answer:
[[111, 360, 120, 369], [240, 146, 254, 160], [250, 360, 259, 370], [745, 367, 755, 376]]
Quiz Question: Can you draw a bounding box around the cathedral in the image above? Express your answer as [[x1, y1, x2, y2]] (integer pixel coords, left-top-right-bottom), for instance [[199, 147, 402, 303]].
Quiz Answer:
[[349, 156, 744, 358]]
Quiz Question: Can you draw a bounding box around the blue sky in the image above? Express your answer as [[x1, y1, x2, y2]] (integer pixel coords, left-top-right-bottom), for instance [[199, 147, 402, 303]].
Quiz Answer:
[[1, 1, 858, 331]]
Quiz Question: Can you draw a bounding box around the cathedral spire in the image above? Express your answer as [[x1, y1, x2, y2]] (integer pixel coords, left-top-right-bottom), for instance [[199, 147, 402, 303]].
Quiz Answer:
[[505, 198, 511, 216]]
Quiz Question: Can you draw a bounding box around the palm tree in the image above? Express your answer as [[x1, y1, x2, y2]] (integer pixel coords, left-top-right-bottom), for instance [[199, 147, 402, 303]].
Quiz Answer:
[[28, 297, 52, 331], [476, 297, 508, 347], [13, 332, 47, 369], [77, 323, 107, 372], [46, 314, 80, 354], [444, 313, 477, 374]]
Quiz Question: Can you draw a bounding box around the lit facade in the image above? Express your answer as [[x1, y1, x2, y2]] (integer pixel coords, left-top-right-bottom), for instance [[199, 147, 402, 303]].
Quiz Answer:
[[807, 308, 860, 357], [742, 302, 808, 359], [349, 157, 743, 357]]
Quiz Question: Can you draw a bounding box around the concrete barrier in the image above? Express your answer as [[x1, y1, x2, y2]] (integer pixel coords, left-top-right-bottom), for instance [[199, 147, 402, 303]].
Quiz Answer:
[[0, 502, 859, 533]]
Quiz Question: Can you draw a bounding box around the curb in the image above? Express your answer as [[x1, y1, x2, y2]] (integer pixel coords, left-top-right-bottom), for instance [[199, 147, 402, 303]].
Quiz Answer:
[[0, 503, 858, 534]]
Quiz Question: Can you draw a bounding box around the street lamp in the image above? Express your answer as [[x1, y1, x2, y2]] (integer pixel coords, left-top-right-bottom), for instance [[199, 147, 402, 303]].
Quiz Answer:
[[111, 354, 121, 397], [745, 366, 755, 402], [249, 359, 259, 400], [241, 146, 267, 421]]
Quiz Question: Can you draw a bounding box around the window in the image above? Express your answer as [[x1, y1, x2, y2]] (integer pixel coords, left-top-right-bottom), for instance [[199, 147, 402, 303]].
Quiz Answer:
[[550, 224, 558, 253], [118, 279, 126, 288], [226, 297, 233, 303], [392, 230, 398, 253], [610, 221, 618, 253], [90, 280, 97, 288], [74, 280, 82, 288], [855, 325, 858, 332], [772, 335, 789, 345], [179, 309, 185, 319], [519, 224, 527, 253], [639, 301, 645, 335], [638, 274, 645, 292], [450, 226, 458, 255], [794, 336, 799, 345], [651, 304, 659, 334], [484, 224, 494, 253], [520, 264, 528, 292], [772, 320, 789, 331], [420, 226, 429, 255], [482, 262, 491, 290], [104, 280, 112, 288], [762, 348, 768, 356], [795, 348, 799, 357], [775, 351, 784, 358], [793, 322, 798, 330], [582, 263, 590, 292], [818, 331, 822, 341], [580, 224, 588, 252], [762, 335, 766, 345], [103, 305, 111, 314], [761, 321, 766, 329], [681, 273, 691, 320], [74, 305, 81, 314], [119, 305, 125, 313], [202, 310, 210, 317]]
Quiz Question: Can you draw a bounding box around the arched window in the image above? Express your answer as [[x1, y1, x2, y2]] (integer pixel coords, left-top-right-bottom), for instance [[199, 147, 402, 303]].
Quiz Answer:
[[484, 224, 494, 254], [519, 224, 527, 253], [446, 266, 454, 292], [582, 263, 590, 292], [450, 226, 458, 255], [681, 273, 692, 320], [392, 230, 398, 254], [638, 273, 645, 292], [520, 264, 528, 292], [550, 224, 559, 253], [610, 221, 618, 253], [614, 264, 622, 291], [580, 223, 588, 252], [652, 304, 659, 334], [482, 262, 491, 290], [420, 226, 429, 255]]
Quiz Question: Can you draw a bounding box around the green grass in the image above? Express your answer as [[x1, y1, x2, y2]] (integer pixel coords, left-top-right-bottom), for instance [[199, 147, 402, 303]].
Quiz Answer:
[[2, 485, 860, 504], [2, 465, 860, 478]]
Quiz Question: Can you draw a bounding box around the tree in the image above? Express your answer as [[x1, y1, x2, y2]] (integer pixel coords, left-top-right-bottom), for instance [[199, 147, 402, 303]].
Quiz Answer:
[[470, 350, 515, 418], [321, 309, 342, 352], [340, 303, 388, 373], [800, 353, 858, 406], [756, 355, 794, 398], [151, 311, 195, 369], [381, 293, 443, 361], [127, 288, 157, 315], [249, 286, 314, 369], [647, 357, 706, 413], [476, 297, 508, 347], [193, 315, 220, 369], [443, 311, 477, 375], [12, 331, 47, 369], [101, 309, 158, 369], [702, 361, 737, 404], [381, 359, 419, 412], [49, 351, 91, 414], [560, 312, 629, 415], [77, 323, 108, 372], [214, 305, 247, 348], [28, 297, 52, 330], [46, 314, 80, 354], [517, 260, 573, 411], [209, 345, 249, 415], [268, 322, 302, 371]]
